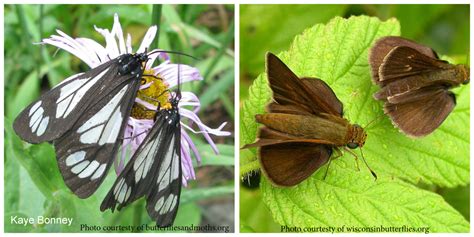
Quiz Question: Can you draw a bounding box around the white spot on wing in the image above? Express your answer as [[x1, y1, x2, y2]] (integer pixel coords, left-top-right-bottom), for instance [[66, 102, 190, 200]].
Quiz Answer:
[[29, 101, 42, 116], [171, 147, 179, 180], [133, 131, 161, 183], [159, 195, 175, 214], [78, 160, 100, 178], [65, 151, 86, 166], [36, 116, 49, 136], [30, 107, 44, 132], [158, 168, 170, 192], [79, 125, 104, 144], [56, 96, 73, 119], [156, 136, 175, 185], [154, 196, 165, 212], [71, 160, 90, 174], [99, 106, 122, 145], [78, 85, 128, 145], [91, 163, 106, 180], [169, 195, 178, 212], [125, 186, 131, 202], [117, 183, 128, 203], [56, 69, 109, 119], [30, 113, 42, 132]]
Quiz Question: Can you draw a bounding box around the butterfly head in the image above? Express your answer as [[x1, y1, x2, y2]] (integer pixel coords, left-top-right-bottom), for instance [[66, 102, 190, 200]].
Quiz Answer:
[[458, 64, 470, 85], [347, 124, 367, 149]]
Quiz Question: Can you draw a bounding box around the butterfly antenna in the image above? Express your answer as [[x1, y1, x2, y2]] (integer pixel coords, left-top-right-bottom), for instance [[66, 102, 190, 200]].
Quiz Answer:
[[360, 148, 377, 180], [363, 113, 385, 130], [466, 50, 470, 66]]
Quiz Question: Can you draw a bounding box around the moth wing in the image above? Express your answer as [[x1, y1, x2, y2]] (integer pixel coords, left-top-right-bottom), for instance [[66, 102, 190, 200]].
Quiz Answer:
[[379, 46, 450, 82], [369, 36, 438, 85], [54, 79, 141, 198], [384, 86, 455, 137], [266, 52, 343, 116], [100, 108, 182, 227], [13, 60, 120, 143]]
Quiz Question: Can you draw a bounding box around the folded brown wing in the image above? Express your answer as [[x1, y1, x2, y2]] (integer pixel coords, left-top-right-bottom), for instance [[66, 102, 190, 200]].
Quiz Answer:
[[384, 86, 455, 137], [379, 46, 448, 82], [260, 142, 332, 187], [369, 36, 438, 85], [266, 52, 343, 116], [244, 127, 333, 187]]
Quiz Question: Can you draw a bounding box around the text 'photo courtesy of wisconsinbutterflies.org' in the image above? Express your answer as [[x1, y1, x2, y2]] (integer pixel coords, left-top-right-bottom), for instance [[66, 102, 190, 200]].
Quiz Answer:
[[240, 4, 469, 234], [4, 4, 235, 233]]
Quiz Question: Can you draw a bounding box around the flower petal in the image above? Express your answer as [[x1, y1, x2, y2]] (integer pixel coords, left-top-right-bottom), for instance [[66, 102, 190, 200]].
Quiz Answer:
[[112, 13, 127, 55], [182, 129, 202, 165], [137, 26, 157, 53], [94, 26, 120, 59], [146, 49, 170, 68], [75, 38, 109, 65], [179, 108, 231, 154], [55, 30, 96, 65], [43, 34, 96, 68], [126, 33, 132, 54], [179, 91, 201, 113], [153, 63, 203, 88]]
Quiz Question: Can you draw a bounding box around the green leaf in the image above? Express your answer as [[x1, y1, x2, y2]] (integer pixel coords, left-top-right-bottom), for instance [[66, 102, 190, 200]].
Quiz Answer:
[[240, 4, 347, 76], [439, 185, 470, 221], [180, 185, 234, 204], [240, 187, 280, 233], [240, 16, 469, 231], [262, 163, 469, 232], [194, 144, 234, 167]]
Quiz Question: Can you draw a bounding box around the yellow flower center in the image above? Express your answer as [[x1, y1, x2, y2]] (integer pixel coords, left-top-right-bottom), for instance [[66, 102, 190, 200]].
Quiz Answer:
[[130, 69, 171, 119]]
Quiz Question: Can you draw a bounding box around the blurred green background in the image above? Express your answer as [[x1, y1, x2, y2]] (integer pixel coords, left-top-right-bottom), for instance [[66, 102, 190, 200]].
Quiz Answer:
[[4, 4, 234, 233], [239, 4, 469, 232]]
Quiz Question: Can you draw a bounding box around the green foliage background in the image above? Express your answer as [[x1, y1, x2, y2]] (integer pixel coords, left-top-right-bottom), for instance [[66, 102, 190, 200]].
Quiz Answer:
[[240, 4, 469, 233], [4, 4, 235, 233]]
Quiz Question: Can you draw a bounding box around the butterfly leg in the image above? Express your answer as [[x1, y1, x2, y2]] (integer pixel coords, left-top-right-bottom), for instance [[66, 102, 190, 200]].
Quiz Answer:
[[344, 147, 360, 171], [323, 148, 342, 180]]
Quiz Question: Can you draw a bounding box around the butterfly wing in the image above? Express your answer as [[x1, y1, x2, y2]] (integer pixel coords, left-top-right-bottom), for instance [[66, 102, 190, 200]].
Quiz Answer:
[[379, 46, 450, 82], [369, 36, 438, 85], [384, 86, 455, 137], [13, 59, 124, 143], [54, 77, 141, 198], [101, 105, 182, 227], [266, 52, 343, 116], [256, 127, 332, 187]]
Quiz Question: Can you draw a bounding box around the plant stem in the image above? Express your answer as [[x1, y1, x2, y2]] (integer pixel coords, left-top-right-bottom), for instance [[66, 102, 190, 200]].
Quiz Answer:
[[151, 5, 163, 50], [203, 20, 234, 81]]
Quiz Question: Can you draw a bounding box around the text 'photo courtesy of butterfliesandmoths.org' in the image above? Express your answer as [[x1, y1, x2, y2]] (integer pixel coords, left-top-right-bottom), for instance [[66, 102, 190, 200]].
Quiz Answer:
[[239, 4, 469, 234], [4, 4, 235, 233]]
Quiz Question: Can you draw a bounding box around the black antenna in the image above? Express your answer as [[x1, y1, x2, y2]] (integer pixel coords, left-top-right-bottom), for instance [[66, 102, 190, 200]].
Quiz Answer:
[[359, 148, 377, 180], [176, 54, 182, 100], [147, 49, 198, 61]]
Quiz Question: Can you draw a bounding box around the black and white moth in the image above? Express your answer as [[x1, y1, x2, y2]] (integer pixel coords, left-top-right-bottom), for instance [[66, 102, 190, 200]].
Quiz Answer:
[[13, 53, 148, 198], [13, 51, 188, 227], [101, 90, 182, 227]]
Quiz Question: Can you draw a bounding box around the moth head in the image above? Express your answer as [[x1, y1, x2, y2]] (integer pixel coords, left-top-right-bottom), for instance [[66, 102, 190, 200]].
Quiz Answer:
[[138, 53, 148, 62]]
